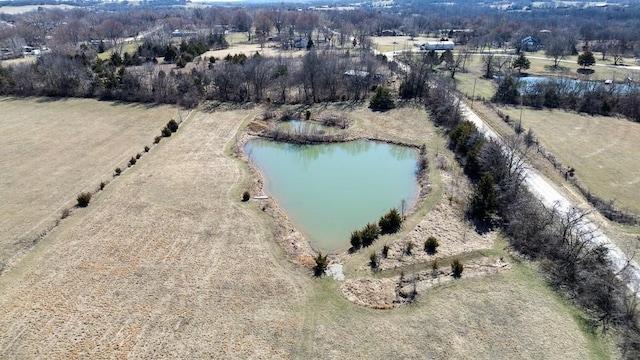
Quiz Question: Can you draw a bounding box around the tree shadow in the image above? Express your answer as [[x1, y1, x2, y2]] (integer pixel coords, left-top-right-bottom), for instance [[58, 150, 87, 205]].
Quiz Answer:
[[577, 68, 595, 75], [545, 64, 570, 72]]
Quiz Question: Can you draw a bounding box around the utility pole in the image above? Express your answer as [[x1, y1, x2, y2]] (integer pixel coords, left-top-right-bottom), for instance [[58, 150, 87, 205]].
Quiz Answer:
[[471, 78, 477, 108]]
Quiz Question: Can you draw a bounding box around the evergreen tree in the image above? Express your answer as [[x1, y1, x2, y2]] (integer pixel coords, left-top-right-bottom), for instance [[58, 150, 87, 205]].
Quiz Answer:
[[369, 86, 395, 111], [577, 51, 596, 69], [469, 173, 499, 222], [492, 76, 520, 105], [512, 53, 531, 73]]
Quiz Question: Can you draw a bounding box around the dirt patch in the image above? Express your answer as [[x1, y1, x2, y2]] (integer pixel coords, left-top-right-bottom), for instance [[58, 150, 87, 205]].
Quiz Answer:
[[341, 257, 511, 309]]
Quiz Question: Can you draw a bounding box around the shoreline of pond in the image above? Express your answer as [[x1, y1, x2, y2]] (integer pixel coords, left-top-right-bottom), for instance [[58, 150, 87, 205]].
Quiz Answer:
[[236, 116, 433, 269]]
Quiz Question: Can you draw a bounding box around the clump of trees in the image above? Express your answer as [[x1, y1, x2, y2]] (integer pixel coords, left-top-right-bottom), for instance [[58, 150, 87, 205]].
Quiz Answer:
[[350, 208, 403, 250], [350, 222, 380, 249]]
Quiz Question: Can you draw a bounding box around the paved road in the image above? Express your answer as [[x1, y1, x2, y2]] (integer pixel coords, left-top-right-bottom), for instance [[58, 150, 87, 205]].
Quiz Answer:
[[460, 103, 640, 291]]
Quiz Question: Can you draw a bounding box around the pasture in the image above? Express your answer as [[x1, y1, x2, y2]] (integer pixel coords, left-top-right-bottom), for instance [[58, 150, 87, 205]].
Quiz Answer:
[[0, 100, 613, 358], [500, 106, 640, 214]]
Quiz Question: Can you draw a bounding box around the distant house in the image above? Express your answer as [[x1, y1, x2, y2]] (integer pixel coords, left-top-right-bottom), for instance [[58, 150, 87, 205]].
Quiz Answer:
[[293, 38, 309, 49], [521, 36, 541, 51], [172, 29, 197, 38], [22, 46, 40, 57], [344, 69, 369, 77], [372, 0, 394, 7], [420, 40, 455, 51]]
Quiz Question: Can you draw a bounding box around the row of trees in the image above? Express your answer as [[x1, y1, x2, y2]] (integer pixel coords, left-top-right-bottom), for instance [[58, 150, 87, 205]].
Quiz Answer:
[[492, 75, 640, 121], [0, 48, 386, 106]]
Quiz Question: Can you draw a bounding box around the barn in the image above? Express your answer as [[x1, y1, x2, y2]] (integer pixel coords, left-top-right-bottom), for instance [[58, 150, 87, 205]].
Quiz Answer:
[[420, 40, 455, 51]]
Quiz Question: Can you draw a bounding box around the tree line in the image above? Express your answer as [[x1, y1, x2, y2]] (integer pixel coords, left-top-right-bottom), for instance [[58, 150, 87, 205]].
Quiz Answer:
[[493, 75, 640, 122], [0, 47, 387, 107]]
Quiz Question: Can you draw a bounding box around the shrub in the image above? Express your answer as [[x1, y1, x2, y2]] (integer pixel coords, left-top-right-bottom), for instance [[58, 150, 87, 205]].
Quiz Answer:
[[431, 260, 439, 278], [114, 167, 122, 176], [379, 208, 402, 233], [144, 145, 150, 152], [381, 245, 390, 259], [167, 119, 179, 133], [99, 181, 107, 190], [313, 252, 329, 277], [369, 252, 379, 270], [405, 242, 414, 255], [417, 156, 428, 175], [424, 236, 439, 255], [129, 157, 137, 167], [135, 153, 142, 160], [350, 230, 363, 249], [161, 126, 172, 137], [154, 136, 162, 144], [242, 191, 250, 202], [451, 259, 464, 278], [76, 192, 92, 207], [305, 110, 311, 120], [361, 222, 380, 246]]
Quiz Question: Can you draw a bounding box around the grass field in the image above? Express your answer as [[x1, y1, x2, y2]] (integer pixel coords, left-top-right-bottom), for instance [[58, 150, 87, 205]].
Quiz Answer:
[[499, 106, 640, 214], [0, 101, 614, 358], [454, 51, 640, 215], [0, 97, 178, 272]]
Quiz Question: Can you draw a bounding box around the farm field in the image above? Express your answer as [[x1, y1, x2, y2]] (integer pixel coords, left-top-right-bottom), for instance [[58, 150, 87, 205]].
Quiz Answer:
[[0, 101, 613, 358], [0, 97, 178, 273]]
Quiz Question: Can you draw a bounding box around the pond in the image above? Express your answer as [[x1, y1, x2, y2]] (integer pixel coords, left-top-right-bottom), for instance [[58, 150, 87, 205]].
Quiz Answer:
[[245, 139, 419, 253], [516, 76, 638, 94], [275, 120, 336, 134]]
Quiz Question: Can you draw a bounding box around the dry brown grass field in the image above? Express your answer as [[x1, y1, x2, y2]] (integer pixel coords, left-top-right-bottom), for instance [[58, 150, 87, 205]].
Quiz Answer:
[[0, 101, 613, 358], [500, 107, 640, 214], [0, 97, 178, 272], [455, 52, 640, 215]]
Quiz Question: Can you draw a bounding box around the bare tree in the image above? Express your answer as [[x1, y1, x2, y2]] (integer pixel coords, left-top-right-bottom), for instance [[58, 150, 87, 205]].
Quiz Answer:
[[481, 53, 496, 79]]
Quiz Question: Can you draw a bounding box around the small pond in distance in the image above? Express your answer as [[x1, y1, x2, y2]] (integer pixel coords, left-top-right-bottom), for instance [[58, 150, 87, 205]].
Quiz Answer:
[[245, 139, 419, 253]]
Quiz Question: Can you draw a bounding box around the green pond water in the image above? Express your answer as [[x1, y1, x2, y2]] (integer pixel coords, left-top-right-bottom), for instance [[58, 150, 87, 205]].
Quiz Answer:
[[244, 139, 419, 253]]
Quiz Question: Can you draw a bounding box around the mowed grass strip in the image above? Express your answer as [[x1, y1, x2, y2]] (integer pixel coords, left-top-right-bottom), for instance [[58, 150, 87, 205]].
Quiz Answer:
[[500, 106, 640, 213], [0, 97, 176, 270]]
